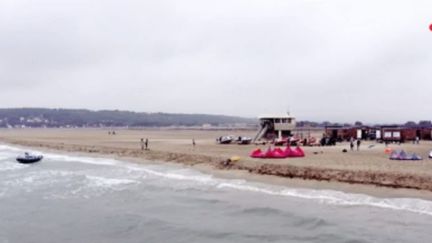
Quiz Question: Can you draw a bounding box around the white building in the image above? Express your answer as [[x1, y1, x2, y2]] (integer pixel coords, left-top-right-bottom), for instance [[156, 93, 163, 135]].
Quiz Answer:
[[253, 114, 296, 142]]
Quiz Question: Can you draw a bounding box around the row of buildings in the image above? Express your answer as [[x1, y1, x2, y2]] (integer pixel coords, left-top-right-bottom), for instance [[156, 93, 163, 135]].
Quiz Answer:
[[245, 113, 432, 144], [324, 125, 432, 142]]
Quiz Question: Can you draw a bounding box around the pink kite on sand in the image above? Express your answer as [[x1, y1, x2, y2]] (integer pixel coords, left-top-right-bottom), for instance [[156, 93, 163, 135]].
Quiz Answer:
[[250, 146, 305, 159], [284, 146, 305, 157]]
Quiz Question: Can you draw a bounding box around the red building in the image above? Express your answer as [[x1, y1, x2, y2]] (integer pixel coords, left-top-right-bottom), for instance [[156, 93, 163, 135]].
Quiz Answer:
[[325, 125, 432, 143], [325, 126, 372, 141]]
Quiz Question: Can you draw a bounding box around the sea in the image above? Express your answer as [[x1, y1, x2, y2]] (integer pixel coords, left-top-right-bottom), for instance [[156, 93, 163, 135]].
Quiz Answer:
[[1, 144, 432, 243]]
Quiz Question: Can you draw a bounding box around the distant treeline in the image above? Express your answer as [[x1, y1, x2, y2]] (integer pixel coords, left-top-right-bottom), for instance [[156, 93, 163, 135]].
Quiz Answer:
[[0, 108, 256, 128], [1, 108, 421, 129]]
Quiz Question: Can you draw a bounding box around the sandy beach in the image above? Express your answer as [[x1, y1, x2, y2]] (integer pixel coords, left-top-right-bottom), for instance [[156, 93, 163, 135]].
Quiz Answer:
[[2, 128, 432, 199]]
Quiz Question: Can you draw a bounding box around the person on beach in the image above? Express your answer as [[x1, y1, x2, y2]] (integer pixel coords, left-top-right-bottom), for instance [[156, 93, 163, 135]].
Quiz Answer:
[[192, 138, 196, 147], [140, 138, 145, 151], [356, 139, 361, 151], [145, 138, 149, 150], [350, 137, 354, 151]]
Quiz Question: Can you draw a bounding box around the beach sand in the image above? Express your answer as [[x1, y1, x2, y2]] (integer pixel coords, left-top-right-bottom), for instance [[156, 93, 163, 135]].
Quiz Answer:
[[2, 128, 432, 199]]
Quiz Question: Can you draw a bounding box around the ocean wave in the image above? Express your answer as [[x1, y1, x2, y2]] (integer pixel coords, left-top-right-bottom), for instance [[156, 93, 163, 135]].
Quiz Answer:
[[44, 153, 121, 166], [139, 167, 215, 183], [86, 175, 139, 187], [54, 174, 140, 199], [1, 169, 140, 200], [2, 170, 76, 187], [239, 207, 286, 216], [0, 161, 29, 172], [216, 181, 432, 216]]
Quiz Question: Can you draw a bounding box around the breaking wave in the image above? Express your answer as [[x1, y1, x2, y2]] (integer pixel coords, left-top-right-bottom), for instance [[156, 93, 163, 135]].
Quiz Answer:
[[215, 182, 432, 216], [85, 175, 139, 187], [44, 153, 122, 166]]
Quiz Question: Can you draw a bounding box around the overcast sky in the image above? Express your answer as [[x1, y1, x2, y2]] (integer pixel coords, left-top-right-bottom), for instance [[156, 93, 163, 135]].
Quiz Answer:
[[0, 0, 431, 123]]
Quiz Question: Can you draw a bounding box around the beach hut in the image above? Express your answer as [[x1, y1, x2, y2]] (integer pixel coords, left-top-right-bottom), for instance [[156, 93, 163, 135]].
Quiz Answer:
[[324, 125, 374, 141], [324, 125, 352, 141], [352, 126, 373, 140], [380, 126, 404, 143], [402, 128, 417, 141], [401, 124, 432, 141]]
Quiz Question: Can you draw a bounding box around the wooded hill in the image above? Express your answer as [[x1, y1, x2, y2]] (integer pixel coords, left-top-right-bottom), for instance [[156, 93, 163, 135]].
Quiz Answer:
[[0, 108, 256, 128]]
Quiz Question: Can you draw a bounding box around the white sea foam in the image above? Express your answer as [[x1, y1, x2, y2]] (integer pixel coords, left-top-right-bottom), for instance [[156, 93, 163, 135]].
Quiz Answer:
[[0, 144, 43, 162], [86, 175, 139, 187], [55, 175, 139, 198], [215, 182, 432, 216], [0, 145, 22, 161], [0, 144, 23, 152], [0, 162, 29, 172], [2, 170, 75, 188], [44, 153, 121, 166], [139, 167, 214, 183]]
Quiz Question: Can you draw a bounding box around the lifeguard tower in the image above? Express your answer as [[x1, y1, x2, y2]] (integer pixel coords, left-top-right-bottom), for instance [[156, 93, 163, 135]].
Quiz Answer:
[[253, 113, 296, 142]]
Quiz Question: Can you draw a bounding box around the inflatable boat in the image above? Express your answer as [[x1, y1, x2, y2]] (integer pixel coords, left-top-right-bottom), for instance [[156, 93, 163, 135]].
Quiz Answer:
[[16, 153, 43, 164]]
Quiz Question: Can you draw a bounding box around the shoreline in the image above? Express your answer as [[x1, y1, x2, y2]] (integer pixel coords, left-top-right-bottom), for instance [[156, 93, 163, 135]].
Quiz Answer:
[[3, 137, 432, 201]]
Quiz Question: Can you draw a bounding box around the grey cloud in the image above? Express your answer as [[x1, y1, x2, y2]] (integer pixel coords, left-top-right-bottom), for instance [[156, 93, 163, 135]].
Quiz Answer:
[[0, 0, 431, 123]]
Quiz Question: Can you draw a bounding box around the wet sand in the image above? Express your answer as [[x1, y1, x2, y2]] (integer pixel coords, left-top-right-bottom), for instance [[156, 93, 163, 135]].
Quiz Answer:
[[2, 128, 432, 199]]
